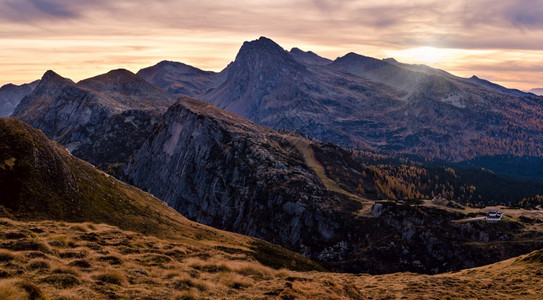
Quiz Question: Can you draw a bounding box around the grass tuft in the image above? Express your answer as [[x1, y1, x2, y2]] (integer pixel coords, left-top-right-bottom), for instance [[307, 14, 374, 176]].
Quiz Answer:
[[68, 259, 92, 269], [27, 259, 50, 271], [93, 270, 126, 286], [0, 279, 27, 299], [0, 250, 16, 262], [40, 273, 80, 289]]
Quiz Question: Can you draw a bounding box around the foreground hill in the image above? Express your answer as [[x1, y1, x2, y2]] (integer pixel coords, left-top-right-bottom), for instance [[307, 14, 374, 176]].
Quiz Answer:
[[0, 117, 321, 270], [1, 217, 542, 299]]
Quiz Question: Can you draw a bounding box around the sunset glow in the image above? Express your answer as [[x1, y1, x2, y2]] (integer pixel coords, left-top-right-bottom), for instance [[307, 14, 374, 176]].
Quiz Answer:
[[1, 0, 542, 90]]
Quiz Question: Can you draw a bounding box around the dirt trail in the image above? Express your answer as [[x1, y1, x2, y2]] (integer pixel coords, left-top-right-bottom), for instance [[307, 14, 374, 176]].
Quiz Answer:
[[287, 135, 374, 215]]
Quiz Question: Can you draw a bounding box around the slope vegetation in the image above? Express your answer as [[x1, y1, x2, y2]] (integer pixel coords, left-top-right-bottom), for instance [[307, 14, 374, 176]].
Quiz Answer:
[[0, 117, 322, 272], [0, 217, 542, 299]]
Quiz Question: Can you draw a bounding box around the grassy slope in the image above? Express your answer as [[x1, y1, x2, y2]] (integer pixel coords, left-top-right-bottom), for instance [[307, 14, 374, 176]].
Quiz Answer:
[[0, 118, 322, 273], [1, 217, 542, 299]]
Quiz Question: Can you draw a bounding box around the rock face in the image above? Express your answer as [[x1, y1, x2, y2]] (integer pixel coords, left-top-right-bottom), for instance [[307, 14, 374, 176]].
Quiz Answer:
[[12, 70, 176, 175], [137, 61, 217, 97], [124, 97, 350, 251], [123, 97, 543, 274], [0, 80, 39, 117]]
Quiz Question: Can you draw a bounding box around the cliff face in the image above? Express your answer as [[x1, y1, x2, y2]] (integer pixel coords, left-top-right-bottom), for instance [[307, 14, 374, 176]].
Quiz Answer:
[[124, 97, 350, 251], [123, 97, 543, 274]]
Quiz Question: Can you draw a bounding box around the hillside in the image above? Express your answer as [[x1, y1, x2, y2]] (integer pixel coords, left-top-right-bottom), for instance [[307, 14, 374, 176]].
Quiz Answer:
[[123, 98, 543, 274], [0, 117, 321, 270], [1, 217, 542, 299]]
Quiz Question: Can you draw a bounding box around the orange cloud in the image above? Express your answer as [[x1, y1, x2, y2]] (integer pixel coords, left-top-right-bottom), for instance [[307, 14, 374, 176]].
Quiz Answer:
[[0, 0, 542, 90]]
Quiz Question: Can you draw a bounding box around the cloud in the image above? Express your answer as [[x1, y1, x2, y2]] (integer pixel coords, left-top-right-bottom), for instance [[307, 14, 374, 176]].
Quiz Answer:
[[1, 0, 82, 21], [0, 0, 543, 89]]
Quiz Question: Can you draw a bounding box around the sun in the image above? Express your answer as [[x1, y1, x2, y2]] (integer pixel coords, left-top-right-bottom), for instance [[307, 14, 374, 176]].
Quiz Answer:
[[387, 46, 450, 65]]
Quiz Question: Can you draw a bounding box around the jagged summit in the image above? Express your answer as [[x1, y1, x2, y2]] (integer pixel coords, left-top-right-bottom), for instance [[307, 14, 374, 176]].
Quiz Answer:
[[467, 74, 528, 97], [233, 36, 304, 71], [239, 36, 284, 52], [333, 52, 384, 66], [383, 57, 398, 63], [78, 68, 144, 87], [12, 71, 74, 118], [38, 70, 74, 87], [153, 60, 210, 74]]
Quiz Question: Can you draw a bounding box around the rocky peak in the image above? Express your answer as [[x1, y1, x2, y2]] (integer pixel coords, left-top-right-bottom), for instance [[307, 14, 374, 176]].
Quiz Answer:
[[12, 71, 75, 118], [34, 70, 74, 94], [154, 60, 210, 75], [78, 68, 176, 109], [332, 52, 388, 72], [383, 57, 398, 64], [137, 60, 217, 97], [78, 68, 147, 91], [230, 36, 306, 77], [290, 47, 332, 66]]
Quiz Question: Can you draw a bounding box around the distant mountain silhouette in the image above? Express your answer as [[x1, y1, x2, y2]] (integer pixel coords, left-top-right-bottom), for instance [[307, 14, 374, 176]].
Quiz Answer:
[[0, 80, 39, 117]]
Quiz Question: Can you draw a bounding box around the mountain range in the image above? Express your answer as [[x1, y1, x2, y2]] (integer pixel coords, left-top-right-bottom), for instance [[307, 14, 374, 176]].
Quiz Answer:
[[3, 36, 543, 276], [529, 88, 543, 96], [138, 37, 543, 162]]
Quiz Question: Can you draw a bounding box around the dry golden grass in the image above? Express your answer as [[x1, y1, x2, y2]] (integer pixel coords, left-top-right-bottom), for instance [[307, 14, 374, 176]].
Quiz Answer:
[[1, 217, 542, 299]]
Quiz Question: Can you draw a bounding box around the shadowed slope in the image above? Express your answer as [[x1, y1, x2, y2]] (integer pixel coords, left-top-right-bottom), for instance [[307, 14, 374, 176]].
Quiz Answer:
[[0, 118, 323, 272]]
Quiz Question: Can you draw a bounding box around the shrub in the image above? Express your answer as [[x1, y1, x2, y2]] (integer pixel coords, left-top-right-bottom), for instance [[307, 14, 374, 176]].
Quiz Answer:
[[51, 267, 79, 276], [70, 225, 87, 232], [2, 240, 50, 253], [19, 279, 45, 299], [217, 272, 252, 289], [174, 290, 199, 300], [59, 250, 86, 259], [190, 263, 231, 273]]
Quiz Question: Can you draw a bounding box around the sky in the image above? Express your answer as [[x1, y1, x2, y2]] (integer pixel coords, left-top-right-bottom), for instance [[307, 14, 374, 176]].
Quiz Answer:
[[1, 0, 543, 90]]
